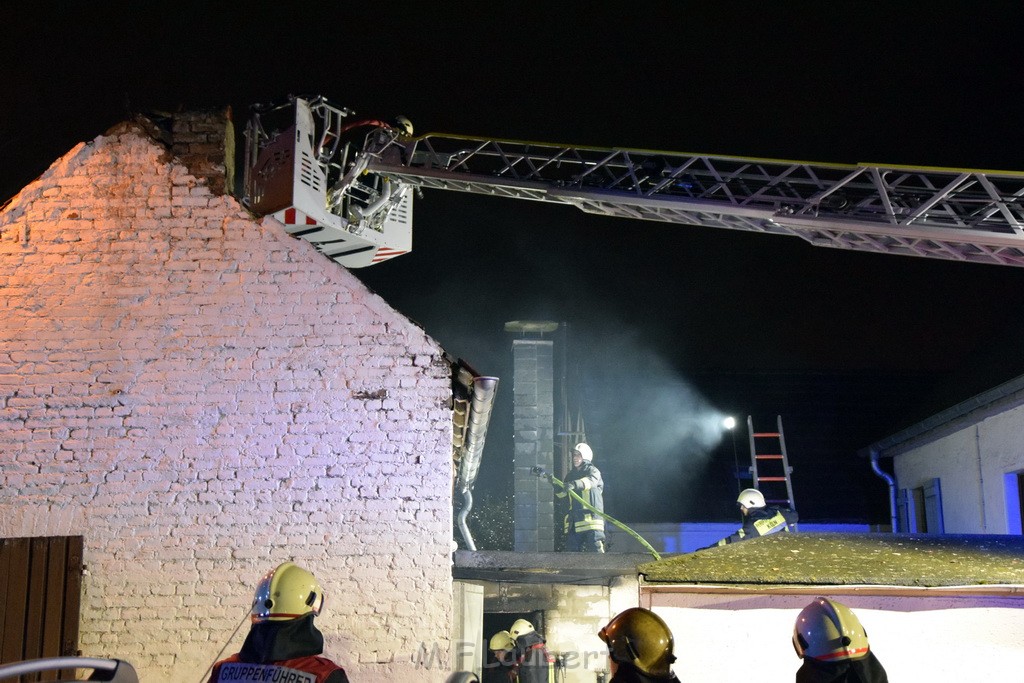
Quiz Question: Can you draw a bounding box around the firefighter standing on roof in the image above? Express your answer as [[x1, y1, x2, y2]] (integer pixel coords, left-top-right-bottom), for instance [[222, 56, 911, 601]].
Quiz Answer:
[[557, 442, 606, 552]]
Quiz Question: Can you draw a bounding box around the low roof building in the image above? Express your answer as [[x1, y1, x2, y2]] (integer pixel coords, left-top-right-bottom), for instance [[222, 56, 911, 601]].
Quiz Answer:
[[637, 533, 1024, 681]]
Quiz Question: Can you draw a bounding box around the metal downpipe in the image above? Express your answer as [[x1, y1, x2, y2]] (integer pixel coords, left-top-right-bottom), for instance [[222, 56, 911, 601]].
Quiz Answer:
[[870, 448, 898, 532], [454, 376, 499, 551], [456, 489, 476, 551]]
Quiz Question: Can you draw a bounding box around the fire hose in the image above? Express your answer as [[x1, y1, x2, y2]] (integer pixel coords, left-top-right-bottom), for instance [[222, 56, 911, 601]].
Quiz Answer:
[[531, 467, 661, 560]]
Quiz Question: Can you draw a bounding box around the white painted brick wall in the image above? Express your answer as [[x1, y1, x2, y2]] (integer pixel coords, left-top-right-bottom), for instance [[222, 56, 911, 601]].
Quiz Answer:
[[0, 126, 455, 681]]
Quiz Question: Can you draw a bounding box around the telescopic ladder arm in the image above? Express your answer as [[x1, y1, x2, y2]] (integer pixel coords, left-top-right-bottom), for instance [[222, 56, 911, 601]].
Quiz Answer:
[[243, 97, 1024, 268], [365, 134, 1024, 267]]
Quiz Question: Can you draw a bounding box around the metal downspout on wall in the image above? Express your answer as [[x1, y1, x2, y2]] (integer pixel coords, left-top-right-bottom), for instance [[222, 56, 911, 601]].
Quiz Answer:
[[870, 448, 898, 532], [455, 376, 500, 551], [456, 490, 476, 551], [976, 424, 987, 532]]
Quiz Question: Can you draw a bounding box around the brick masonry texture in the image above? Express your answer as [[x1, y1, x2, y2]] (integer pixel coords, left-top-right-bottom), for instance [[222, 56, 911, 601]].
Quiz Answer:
[[0, 125, 454, 681], [511, 340, 554, 552]]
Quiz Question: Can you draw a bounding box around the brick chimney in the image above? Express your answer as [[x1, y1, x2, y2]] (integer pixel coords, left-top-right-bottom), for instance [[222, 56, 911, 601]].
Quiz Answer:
[[169, 107, 235, 195], [506, 321, 559, 552], [128, 106, 235, 196]]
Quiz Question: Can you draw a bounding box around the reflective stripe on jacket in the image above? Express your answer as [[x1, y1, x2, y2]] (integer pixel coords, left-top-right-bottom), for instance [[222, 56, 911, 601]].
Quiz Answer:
[[716, 506, 798, 546], [558, 462, 605, 533]]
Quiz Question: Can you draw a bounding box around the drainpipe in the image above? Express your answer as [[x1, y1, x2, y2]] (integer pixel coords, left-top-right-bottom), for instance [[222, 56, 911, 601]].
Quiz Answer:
[[456, 489, 476, 551], [870, 448, 898, 532], [975, 425, 987, 532], [454, 376, 499, 552]]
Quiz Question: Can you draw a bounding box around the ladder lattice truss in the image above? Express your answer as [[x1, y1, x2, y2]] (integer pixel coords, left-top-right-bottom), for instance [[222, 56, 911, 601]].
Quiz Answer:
[[367, 135, 1024, 266]]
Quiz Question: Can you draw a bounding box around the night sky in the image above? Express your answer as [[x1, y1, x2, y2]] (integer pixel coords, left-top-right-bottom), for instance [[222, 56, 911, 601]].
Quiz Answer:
[[5, 3, 1024, 524]]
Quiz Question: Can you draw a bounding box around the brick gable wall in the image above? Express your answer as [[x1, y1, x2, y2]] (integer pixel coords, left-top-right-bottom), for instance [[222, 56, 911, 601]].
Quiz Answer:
[[0, 125, 453, 681]]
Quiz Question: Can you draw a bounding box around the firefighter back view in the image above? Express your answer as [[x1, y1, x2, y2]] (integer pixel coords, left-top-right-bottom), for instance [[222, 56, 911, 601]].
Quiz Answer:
[[599, 608, 681, 682], [792, 597, 888, 683], [509, 619, 552, 683], [207, 562, 349, 683]]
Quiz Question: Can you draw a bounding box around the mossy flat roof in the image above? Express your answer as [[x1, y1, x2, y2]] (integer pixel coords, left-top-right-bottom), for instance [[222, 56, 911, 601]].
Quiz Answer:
[[639, 533, 1024, 588]]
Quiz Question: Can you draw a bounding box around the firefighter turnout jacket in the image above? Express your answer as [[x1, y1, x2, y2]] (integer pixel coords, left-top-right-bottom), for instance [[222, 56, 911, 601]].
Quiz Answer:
[[796, 651, 889, 683], [558, 461, 606, 539], [514, 630, 554, 683], [716, 505, 798, 546], [207, 614, 349, 683]]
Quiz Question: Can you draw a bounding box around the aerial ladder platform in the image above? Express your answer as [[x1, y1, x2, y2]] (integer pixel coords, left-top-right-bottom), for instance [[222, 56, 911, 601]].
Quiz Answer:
[[747, 415, 796, 512], [243, 95, 1024, 269]]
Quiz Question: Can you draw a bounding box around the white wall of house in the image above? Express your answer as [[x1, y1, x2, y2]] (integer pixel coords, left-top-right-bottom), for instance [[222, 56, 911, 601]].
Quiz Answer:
[[645, 589, 1024, 681], [0, 126, 454, 681], [544, 577, 637, 683], [893, 403, 1024, 533]]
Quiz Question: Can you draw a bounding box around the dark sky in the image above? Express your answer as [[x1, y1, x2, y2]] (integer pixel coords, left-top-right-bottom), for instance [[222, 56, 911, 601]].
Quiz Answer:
[[5, 3, 1024, 524]]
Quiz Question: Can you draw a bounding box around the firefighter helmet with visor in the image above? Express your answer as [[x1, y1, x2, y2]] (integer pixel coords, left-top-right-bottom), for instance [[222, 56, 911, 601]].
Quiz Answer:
[[598, 607, 676, 678], [792, 597, 871, 661], [250, 561, 325, 623], [489, 630, 516, 651], [737, 488, 766, 509], [509, 618, 536, 638]]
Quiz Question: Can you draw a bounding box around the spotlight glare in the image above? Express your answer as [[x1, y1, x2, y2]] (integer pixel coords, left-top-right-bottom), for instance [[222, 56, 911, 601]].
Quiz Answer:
[[722, 416, 736, 430]]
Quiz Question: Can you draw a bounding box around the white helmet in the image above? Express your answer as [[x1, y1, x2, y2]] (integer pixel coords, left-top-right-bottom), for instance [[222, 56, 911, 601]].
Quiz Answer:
[[737, 488, 765, 509], [792, 597, 871, 661], [509, 618, 536, 638], [574, 443, 593, 462]]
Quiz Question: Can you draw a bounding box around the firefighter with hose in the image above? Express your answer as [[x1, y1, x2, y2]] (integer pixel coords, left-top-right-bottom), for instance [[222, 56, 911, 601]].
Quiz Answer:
[[532, 444, 660, 560], [556, 442, 606, 552]]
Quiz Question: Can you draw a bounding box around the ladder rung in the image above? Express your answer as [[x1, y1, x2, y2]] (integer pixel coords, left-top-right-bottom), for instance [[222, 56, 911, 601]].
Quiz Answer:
[[749, 417, 794, 509]]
